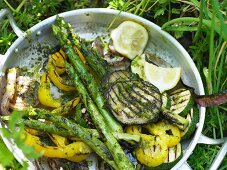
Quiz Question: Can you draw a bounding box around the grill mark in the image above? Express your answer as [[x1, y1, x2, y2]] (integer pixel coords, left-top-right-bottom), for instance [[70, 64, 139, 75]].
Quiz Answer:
[[171, 100, 189, 112], [56, 65, 65, 69], [153, 144, 156, 152], [107, 85, 123, 116], [59, 50, 67, 59], [117, 71, 128, 80], [172, 93, 190, 101], [132, 86, 151, 104], [119, 83, 143, 113], [138, 85, 162, 103], [121, 109, 134, 119], [108, 94, 120, 116], [112, 84, 137, 116], [108, 87, 117, 105], [108, 83, 136, 118], [141, 80, 160, 92], [171, 106, 187, 112], [170, 89, 187, 95], [171, 98, 189, 106], [136, 86, 162, 111], [121, 82, 156, 118], [55, 52, 63, 59]]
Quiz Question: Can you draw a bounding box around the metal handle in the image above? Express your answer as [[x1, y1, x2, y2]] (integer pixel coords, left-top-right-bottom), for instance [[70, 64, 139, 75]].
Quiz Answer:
[[197, 134, 227, 170], [0, 121, 35, 169], [0, 9, 25, 71], [209, 140, 227, 170], [197, 133, 227, 145], [178, 134, 227, 170], [177, 162, 192, 170], [0, 8, 24, 37]]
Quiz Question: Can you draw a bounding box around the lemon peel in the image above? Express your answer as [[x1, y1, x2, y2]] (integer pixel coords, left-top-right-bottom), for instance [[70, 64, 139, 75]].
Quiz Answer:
[[111, 21, 148, 60]]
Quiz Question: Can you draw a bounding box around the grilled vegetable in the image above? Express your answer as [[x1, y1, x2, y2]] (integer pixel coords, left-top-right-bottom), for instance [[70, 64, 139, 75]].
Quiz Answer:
[[20, 108, 118, 169], [125, 125, 142, 135], [161, 92, 171, 110], [49, 134, 91, 162], [65, 46, 122, 132], [49, 134, 69, 147], [47, 61, 74, 91], [161, 108, 189, 130], [80, 43, 111, 79], [125, 125, 171, 167], [50, 50, 66, 75], [135, 134, 168, 167], [1, 68, 17, 115], [106, 80, 161, 124], [102, 70, 130, 86], [21, 117, 140, 145], [54, 15, 110, 79], [65, 63, 134, 170], [38, 73, 61, 108], [52, 21, 122, 133], [144, 121, 181, 147], [24, 131, 93, 159], [51, 97, 80, 115], [73, 103, 89, 128], [113, 132, 140, 146], [144, 143, 182, 170], [125, 124, 182, 168], [181, 107, 199, 140], [170, 88, 194, 117]]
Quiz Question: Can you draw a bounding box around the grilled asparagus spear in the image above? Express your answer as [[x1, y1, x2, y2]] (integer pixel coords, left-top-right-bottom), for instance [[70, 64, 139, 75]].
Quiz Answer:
[[21, 118, 140, 145], [65, 63, 134, 170], [52, 22, 122, 134], [55, 15, 109, 79], [17, 108, 118, 169]]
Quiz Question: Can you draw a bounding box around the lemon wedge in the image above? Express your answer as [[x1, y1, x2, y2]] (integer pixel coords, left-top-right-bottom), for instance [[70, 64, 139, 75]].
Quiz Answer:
[[144, 62, 182, 93], [111, 21, 149, 60]]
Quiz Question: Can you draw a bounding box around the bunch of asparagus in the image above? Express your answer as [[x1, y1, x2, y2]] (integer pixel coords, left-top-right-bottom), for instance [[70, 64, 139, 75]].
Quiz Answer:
[[12, 108, 139, 169], [49, 16, 135, 169]]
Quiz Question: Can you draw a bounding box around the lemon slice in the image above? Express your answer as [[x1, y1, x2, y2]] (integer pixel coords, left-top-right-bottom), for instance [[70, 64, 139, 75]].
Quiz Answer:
[[144, 62, 182, 93], [111, 21, 149, 60]]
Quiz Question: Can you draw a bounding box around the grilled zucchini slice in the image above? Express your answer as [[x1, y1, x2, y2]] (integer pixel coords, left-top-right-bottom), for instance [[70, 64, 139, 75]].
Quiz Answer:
[[106, 80, 162, 124], [181, 107, 199, 140], [136, 135, 168, 167], [170, 88, 194, 117], [144, 143, 182, 170], [161, 108, 189, 130], [144, 121, 181, 147], [162, 92, 171, 110]]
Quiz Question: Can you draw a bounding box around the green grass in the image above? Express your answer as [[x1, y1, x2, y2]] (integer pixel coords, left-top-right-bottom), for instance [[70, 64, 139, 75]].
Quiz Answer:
[[0, 0, 226, 169]]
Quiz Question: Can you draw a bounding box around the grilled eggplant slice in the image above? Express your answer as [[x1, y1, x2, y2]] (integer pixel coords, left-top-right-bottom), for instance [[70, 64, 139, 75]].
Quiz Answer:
[[106, 80, 162, 124], [102, 70, 130, 86]]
